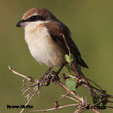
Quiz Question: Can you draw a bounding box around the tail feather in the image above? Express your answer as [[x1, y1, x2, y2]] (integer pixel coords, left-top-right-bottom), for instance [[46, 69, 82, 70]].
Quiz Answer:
[[77, 57, 88, 68], [70, 58, 88, 75]]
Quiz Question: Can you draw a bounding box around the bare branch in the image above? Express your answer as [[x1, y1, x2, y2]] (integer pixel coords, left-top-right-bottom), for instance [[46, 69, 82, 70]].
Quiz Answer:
[[61, 95, 77, 102], [20, 85, 38, 113], [31, 104, 78, 112], [92, 109, 101, 113], [8, 65, 32, 81], [55, 81, 85, 104], [8, 65, 113, 113]]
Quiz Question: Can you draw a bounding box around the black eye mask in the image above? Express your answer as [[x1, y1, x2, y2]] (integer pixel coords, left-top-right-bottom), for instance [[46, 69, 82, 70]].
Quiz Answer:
[[27, 15, 46, 22]]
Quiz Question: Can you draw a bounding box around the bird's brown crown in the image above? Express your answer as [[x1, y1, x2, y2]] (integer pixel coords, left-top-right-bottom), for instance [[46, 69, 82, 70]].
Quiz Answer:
[[22, 8, 56, 21]]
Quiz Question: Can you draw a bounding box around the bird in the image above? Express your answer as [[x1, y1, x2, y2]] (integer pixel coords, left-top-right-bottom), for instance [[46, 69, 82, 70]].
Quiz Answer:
[[16, 8, 88, 74]]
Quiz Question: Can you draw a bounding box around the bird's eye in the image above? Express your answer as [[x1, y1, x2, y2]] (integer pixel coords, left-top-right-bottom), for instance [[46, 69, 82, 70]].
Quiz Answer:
[[29, 15, 38, 21], [27, 15, 46, 22]]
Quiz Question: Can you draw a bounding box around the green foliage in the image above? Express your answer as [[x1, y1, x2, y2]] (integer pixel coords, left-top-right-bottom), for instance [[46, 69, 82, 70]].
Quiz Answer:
[[100, 95, 108, 106], [77, 65, 81, 75], [65, 54, 77, 91], [65, 54, 74, 63], [93, 95, 108, 106], [66, 78, 76, 91], [65, 54, 74, 73], [93, 95, 100, 104], [66, 63, 71, 73]]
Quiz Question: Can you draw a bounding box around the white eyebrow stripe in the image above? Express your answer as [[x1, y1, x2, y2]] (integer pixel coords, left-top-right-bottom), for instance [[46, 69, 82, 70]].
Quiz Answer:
[[27, 13, 39, 19]]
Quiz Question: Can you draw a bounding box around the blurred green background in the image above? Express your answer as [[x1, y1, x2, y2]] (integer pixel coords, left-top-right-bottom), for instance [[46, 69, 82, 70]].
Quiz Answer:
[[0, 0, 113, 113]]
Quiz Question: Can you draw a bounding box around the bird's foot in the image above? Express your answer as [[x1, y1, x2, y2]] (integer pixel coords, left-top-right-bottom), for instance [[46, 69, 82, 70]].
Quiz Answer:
[[44, 66, 53, 75], [38, 70, 60, 87], [51, 71, 60, 82]]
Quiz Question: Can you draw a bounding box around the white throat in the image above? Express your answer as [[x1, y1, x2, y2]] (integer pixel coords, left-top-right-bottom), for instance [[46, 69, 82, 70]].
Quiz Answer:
[[24, 21, 47, 30]]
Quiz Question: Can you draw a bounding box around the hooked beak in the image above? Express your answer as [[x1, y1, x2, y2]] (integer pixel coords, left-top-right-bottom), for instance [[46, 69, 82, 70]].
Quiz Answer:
[[16, 20, 25, 27]]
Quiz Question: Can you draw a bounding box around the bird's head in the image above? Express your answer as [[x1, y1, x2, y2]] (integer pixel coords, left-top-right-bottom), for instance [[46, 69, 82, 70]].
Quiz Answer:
[[16, 8, 57, 27]]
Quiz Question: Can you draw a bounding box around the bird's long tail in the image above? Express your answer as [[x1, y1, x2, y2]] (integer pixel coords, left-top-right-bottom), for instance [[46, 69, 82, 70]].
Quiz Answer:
[[77, 57, 88, 68]]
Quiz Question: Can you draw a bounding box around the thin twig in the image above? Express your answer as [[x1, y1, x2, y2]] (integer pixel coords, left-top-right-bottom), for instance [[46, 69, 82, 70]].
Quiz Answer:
[[106, 106, 113, 109], [20, 86, 39, 113], [86, 77, 103, 90], [92, 109, 101, 113], [61, 33, 71, 56], [8, 65, 31, 81], [55, 81, 84, 103], [65, 74, 76, 79], [61, 95, 77, 102], [58, 92, 70, 101], [31, 104, 78, 112]]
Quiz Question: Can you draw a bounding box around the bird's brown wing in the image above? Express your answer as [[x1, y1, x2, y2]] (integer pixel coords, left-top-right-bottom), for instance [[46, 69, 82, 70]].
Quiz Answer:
[[44, 21, 88, 68]]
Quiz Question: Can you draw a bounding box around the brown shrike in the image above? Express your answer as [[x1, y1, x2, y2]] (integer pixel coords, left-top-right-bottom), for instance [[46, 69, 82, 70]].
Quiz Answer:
[[16, 8, 88, 72]]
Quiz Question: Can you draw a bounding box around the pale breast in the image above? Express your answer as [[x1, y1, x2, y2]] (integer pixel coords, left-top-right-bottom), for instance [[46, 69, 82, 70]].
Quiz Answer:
[[24, 21, 66, 67]]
